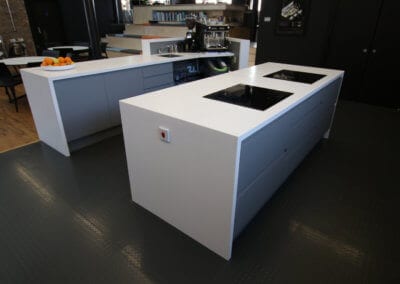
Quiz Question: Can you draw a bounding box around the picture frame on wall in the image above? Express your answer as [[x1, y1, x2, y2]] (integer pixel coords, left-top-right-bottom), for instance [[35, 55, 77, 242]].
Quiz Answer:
[[275, 0, 310, 35]]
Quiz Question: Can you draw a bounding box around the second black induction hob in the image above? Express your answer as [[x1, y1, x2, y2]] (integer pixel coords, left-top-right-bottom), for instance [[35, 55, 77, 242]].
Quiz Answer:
[[204, 84, 293, 111], [264, 69, 326, 84]]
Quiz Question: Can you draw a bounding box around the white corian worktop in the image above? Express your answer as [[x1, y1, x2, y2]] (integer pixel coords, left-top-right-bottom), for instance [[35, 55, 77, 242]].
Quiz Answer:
[[22, 52, 233, 81], [121, 62, 344, 141]]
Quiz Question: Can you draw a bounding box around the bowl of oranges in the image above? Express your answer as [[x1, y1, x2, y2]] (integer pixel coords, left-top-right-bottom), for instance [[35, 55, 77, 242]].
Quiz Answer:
[[41, 57, 75, 71]]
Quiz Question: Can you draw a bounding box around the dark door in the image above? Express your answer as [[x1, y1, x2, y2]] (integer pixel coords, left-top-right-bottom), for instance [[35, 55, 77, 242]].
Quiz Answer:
[[24, 0, 66, 54], [360, 0, 400, 108], [325, 0, 382, 101]]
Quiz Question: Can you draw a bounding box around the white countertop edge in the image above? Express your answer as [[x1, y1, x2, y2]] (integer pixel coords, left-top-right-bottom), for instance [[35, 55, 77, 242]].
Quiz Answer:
[[142, 37, 185, 43], [20, 52, 234, 81]]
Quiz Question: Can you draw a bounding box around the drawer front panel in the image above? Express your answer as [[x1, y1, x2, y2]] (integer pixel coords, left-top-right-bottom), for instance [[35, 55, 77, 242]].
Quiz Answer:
[[142, 63, 173, 77], [143, 73, 174, 90], [143, 82, 175, 94]]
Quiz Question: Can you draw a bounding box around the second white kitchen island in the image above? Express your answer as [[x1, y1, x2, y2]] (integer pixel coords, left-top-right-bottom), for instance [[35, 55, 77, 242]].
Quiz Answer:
[[20, 52, 233, 156], [120, 62, 344, 260]]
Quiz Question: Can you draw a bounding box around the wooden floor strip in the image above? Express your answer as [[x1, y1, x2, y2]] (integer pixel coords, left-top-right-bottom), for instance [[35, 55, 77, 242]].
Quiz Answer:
[[0, 85, 39, 153], [0, 139, 39, 154]]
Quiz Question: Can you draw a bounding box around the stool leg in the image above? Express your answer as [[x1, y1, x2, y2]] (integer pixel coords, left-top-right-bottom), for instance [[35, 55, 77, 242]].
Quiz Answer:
[[10, 86, 18, 112], [4, 87, 12, 102]]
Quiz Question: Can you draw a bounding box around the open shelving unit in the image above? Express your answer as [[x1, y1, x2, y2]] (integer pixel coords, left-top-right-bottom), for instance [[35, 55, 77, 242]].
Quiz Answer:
[[134, 4, 246, 27], [152, 11, 206, 26]]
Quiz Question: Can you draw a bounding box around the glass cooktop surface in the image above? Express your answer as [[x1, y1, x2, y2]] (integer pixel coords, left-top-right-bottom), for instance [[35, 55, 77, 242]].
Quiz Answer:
[[264, 69, 326, 84], [203, 84, 293, 111]]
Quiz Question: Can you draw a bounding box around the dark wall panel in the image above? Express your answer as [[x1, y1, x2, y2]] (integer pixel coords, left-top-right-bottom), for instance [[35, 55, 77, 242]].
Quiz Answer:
[[57, 0, 121, 39], [24, 0, 69, 52], [256, 0, 338, 67], [57, 0, 88, 42], [94, 0, 117, 36]]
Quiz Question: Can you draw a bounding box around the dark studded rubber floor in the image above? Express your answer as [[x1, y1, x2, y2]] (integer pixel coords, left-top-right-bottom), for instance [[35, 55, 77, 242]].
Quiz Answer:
[[1, 101, 399, 283]]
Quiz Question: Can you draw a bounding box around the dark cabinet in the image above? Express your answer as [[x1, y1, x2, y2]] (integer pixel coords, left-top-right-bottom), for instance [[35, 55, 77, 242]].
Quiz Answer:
[[360, 0, 399, 108], [256, 0, 398, 108], [325, 0, 399, 108]]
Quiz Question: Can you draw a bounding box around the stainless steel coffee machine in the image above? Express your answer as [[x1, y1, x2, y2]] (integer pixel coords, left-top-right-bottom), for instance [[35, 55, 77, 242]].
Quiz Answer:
[[195, 22, 230, 51], [8, 38, 26, 57]]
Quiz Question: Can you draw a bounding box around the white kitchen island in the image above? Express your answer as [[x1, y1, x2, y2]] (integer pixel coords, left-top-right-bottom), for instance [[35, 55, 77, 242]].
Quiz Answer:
[[120, 62, 344, 260], [20, 52, 233, 156]]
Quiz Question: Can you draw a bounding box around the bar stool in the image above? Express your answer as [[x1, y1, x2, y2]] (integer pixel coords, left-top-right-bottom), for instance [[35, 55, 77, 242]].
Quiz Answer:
[[52, 48, 73, 57], [0, 63, 25, 112], [42, 50, 60, 57]]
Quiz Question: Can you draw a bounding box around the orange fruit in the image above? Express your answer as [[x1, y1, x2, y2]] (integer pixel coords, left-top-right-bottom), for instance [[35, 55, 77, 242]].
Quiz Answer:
[[44, 57, 53, 65], [58, 57, 65, 63]]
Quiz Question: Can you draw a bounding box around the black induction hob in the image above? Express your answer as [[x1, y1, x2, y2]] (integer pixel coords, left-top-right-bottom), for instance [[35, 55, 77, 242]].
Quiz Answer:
[[264, 69, 326, 84], [203, 84, 293, 111]]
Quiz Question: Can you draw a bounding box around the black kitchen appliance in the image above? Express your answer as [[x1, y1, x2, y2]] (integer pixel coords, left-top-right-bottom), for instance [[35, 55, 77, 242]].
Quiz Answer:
[[201, 58, 229, 77], [183, 17, 197, 52], [173, 59, 201, 84], [204, 84, 293, 111], [173, 58, 229, 85], [195, 22, 230, 51]]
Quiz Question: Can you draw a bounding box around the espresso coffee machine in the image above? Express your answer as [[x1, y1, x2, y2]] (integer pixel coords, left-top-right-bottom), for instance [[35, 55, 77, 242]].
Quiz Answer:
[[195, 22, 230, 51]]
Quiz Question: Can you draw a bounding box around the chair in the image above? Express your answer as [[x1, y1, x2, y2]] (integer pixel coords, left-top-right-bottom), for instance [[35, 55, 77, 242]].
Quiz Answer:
[[70, 41, 89, 47], [0, 35, 7, 58], [27, 62, 42, 67], [0, 63, 25, 112], [42, 49, 60, 57], [52, 48, 73, 57], [45, 42, 65, 48], [70, 45, 90, 62], [100, 42, 108, 58]]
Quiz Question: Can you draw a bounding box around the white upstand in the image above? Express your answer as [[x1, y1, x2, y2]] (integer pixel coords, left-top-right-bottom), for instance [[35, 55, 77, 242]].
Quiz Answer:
[[120, 62, 344, 260]]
